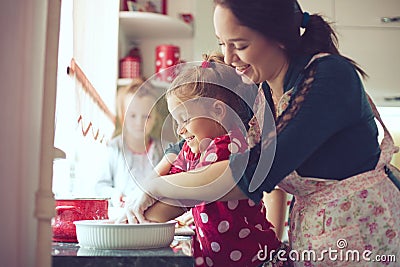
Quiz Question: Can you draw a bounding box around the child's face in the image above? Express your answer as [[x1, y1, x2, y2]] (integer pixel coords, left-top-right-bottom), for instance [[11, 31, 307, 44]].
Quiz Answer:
[[123, 94, 156, 140], [167, 95, 225, 154]]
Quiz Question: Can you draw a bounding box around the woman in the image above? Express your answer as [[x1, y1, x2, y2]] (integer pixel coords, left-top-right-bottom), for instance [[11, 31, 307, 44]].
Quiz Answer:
[[121, 0, 400, 265]]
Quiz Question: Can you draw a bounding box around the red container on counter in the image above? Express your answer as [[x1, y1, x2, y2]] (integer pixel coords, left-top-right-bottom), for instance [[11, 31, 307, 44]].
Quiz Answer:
[[51, 198, 109, 242], [155, 44, 180, 82]]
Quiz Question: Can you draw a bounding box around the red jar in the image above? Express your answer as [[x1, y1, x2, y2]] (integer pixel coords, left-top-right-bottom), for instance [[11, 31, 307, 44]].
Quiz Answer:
[[120, 47, 142, 79], [120, 56, 141, 79], [155, 44, 180, 82], [52, 198, 109, 242]]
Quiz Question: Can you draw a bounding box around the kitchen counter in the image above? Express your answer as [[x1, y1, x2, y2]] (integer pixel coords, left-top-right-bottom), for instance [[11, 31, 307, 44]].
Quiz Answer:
[[52, 236, 194, 267]]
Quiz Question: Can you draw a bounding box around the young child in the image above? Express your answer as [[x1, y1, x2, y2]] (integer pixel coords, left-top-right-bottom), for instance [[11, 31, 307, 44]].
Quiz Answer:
[[95, 78, 164, 207], [144, 54, 291, 267]]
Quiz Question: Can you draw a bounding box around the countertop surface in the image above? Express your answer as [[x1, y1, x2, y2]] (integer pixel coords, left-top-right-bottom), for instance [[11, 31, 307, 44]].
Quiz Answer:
[[52, 236, 194, 267]]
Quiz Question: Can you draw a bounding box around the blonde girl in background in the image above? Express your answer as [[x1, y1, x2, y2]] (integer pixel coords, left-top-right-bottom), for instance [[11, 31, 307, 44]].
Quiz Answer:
[[95, 78, 164, 207]]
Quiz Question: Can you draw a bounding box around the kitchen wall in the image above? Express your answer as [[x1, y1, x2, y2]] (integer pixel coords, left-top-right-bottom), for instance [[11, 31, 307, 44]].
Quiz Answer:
[[378, 107, 400, 168], [192, 0, 220, 60]]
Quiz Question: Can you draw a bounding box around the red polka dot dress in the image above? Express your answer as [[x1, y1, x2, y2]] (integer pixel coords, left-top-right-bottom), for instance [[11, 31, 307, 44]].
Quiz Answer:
[[169, 129, 284, 267]]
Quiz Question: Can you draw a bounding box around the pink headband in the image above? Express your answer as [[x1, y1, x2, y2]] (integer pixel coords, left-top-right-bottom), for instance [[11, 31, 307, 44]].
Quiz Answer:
[[201, 61, 211, 68]]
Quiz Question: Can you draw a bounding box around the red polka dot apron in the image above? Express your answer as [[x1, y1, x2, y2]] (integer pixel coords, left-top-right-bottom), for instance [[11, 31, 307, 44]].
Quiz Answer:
[[275, 57, 400, 266]]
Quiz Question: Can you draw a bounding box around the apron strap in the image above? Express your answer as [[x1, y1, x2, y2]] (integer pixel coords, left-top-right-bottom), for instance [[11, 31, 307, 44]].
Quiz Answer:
[[365, 93, 399, 169], [304, 53, 330, 69], [366, 93, 395, 145], [247, 85, 266, 148]]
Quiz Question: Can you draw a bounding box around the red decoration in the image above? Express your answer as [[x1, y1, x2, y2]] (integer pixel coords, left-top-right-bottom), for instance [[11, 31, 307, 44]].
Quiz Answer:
[[126, 0, 167, 14], [155, 44, 180, 83], [51, 199, 109, 242], [120, 47, 142, 79]]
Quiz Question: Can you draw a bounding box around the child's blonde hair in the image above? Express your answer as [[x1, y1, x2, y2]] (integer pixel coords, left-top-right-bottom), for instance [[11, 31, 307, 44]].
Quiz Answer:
[[166, 52, 254, 130], [114, 77, 165, 139]]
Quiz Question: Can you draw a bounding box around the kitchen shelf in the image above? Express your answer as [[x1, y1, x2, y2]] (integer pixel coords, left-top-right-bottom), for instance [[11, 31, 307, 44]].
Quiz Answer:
[[117, 78, 134, 87], [119, 11, 193, 39], [117, 78, 170, 89]]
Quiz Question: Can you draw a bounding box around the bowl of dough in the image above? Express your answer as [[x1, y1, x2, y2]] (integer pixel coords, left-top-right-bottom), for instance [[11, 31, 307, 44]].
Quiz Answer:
[[74, 219, 176, 249]]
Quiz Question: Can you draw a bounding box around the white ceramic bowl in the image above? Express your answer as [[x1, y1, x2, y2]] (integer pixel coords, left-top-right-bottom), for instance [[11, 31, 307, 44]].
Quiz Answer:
[[74, 220, 176, 249]]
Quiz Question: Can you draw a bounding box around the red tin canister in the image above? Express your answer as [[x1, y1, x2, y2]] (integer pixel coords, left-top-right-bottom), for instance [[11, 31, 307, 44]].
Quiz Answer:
[[120, 56, 141, 79], [155, 44, 180, 83], [120, 48, 142, 79], [51, 198, 109, 242]]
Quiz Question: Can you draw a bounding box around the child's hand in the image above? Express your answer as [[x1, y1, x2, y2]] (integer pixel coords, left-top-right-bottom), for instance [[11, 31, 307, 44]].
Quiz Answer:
[[114, 188, 158, 224], [111, 192, 125, 208], [175, 210, 194, 226]]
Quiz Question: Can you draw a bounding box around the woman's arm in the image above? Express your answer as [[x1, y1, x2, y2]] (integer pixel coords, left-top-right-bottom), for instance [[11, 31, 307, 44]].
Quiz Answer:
[[146, 160, 247, 202], [141, 152, 185, 222], [231, 56, 371, 203], [147, 152, 178, 178], [263, 188, 287, 240], [144, 200, 187, 223]]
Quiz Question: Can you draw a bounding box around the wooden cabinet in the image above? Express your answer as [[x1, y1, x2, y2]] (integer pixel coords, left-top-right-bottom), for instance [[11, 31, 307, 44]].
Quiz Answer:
[[299, 0, 400, 106]]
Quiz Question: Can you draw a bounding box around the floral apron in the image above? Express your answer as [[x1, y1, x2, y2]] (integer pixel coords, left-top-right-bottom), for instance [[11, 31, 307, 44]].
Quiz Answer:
[[275, 55, 400, 266]]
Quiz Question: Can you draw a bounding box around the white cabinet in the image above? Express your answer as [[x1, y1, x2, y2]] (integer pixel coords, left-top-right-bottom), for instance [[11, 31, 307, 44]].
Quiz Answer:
[[335, 0, 400, 27], [119, 11, 193, 39], [299, 0, 400, 106], [117, 0, 219, 87], [117, 4, 194, 86], [335, 0, 400, 106]]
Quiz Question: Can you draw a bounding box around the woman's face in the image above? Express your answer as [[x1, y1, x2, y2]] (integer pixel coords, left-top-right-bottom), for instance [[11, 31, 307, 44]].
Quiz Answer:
[[213, 5, 287, 84], [123, 94, 156, 139], [167, 95, 224, 154]]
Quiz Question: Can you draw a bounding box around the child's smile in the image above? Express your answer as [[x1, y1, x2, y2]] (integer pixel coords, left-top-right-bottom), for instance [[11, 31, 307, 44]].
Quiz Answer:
[[167, 96, 226, 154]]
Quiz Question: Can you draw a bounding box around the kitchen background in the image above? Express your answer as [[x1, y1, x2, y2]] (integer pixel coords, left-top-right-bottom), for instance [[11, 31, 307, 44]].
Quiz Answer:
[[1, 0, 399, 266], [52, 0, 220, 199], [53, 0, 400, 199]]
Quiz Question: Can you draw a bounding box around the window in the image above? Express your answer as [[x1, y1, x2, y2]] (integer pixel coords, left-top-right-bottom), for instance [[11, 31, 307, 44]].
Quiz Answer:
[[53, 0, 119, 198]]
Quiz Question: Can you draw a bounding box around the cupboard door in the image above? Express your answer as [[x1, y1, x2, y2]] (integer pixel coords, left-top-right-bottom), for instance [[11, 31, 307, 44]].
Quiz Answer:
[[335, 0, 400, 28], [335, 0, 400, 102], [336, 27, 400, 99], [298, 0, 334, 20]]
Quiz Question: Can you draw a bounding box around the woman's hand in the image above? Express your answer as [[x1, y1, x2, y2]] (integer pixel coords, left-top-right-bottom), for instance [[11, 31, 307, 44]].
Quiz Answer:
[[263, 188, 288, 240], [175, 210, 194, 226], [111, 192, 126, 208], [115, 186, 158, 224]]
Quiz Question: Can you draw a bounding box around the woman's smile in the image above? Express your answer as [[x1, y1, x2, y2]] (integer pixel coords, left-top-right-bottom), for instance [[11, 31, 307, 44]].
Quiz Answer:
[[235, 64, 251, 76]]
